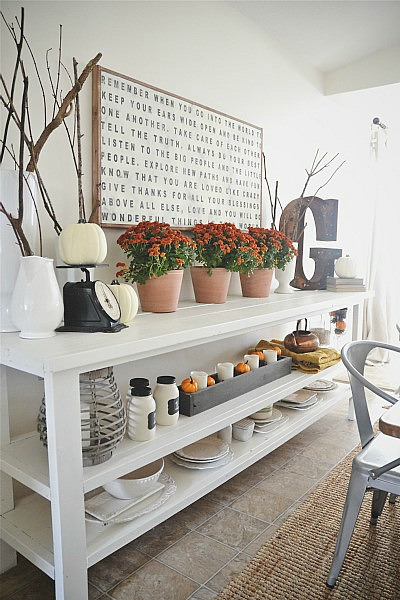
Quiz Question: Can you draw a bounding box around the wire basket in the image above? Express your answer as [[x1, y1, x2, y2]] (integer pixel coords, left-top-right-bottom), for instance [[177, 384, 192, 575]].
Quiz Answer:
[[37, 367, 126, 466]]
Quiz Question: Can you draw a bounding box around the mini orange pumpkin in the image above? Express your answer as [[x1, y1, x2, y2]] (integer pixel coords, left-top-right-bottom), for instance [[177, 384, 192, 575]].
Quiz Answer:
[[207, 375, 216, 386], [235, 361, 251, 374], [181, 376, 198, 393], [270, 345, 282, 356], [335, 321, 346, 331], [251, 351, 264, 361], [264, 343, 282, 356]]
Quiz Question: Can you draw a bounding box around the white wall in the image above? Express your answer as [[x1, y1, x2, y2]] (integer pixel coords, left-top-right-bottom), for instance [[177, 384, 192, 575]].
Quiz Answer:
[[1, 1, 397, 439]]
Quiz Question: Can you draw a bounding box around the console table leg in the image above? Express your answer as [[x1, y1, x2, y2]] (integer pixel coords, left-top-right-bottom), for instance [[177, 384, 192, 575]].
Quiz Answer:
[[44, 370, 88, 600], [0, 366, 17, 573]]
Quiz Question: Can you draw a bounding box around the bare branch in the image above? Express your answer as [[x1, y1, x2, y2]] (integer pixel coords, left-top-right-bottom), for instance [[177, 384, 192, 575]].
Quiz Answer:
[[52, 26, 63, 119], [73, 57, 86, 221], [15, 12, 48, 125], [262, 152, 275, 227], [0, 7, 24, 164], [26, 52, 102, 171], [300, 150, 341, 198]]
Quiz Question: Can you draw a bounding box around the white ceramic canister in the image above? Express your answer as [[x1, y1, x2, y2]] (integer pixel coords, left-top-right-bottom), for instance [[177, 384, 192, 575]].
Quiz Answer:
[[126, 386, 156, 441], [153, 375, 180, 426]]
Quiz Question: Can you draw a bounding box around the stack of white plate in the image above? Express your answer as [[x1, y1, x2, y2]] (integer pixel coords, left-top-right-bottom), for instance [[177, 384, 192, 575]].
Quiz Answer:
[[303, 379, 337, 391], [171, 436, 233, 469], [276, 389, 319, 410], [249, 408, 289, 434]]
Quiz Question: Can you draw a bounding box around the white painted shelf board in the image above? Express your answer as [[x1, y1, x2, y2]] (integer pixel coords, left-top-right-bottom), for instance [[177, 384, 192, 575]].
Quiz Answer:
[[1, 494, 55, 578], [1, 364, 348, 496], [0, 290, 370, 376], [1, 388, 349, 569]]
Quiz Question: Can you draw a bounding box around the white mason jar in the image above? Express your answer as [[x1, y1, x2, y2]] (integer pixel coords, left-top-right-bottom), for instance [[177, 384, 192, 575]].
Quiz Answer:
[[126, 386, 156, 442], [153, 375, 179, 426]]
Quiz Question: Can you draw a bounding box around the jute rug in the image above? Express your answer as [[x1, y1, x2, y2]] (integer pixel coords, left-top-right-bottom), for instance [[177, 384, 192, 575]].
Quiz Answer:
[[216, 448, 400, 600]]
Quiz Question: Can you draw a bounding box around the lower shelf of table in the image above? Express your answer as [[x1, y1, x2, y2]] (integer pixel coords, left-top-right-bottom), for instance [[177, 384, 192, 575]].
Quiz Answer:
[[1, 363, 348, 499], [1, 383, 351, 577]]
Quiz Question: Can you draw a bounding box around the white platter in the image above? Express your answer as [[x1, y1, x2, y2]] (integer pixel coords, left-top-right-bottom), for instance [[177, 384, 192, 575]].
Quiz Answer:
[[253, 415, 289, 434], [277, 397, 320, 410], [85, 482, 165, 522], [85, 472, 176, 524], [175, 436, 229, 461], [278, 390, 317, 404], [171, 449, 234, 470], [303, 380, 337, 391]]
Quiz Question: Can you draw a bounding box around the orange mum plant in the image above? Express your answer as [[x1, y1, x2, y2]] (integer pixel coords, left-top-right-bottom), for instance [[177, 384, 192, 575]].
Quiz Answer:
[[247, 227, 297, 270], [192, 222, 263, 275], [116, 220, 196, 284]]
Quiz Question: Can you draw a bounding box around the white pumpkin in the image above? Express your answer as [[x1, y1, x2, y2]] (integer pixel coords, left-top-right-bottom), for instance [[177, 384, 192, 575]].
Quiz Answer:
[[110, 280, 139, 324], [59, 222, 107, 265], [334, 255, 357, 279]]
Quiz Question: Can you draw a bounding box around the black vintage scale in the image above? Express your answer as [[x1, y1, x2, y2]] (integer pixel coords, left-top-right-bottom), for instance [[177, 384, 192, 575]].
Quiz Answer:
[[56, 265, 126, 333]]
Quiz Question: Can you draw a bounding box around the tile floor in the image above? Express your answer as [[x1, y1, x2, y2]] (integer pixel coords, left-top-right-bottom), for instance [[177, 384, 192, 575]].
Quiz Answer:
[[0, 394, 391, 600]]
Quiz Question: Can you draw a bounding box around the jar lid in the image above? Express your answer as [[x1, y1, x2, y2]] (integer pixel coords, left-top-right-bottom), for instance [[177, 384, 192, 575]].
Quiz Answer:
[[156, 375, 176, 384], [130, 386, 152, 396], [130, 377, 150, 388]]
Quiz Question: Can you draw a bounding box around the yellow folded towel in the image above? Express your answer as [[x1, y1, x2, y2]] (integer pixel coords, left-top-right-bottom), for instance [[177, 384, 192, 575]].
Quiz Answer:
[[255, 339, 341, 374]]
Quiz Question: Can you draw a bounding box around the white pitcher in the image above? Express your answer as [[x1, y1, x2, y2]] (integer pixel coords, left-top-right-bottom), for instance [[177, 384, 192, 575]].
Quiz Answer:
[[11, 256, 63, 338]]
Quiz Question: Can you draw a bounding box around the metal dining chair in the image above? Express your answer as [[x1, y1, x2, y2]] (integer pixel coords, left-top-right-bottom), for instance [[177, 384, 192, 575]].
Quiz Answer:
[[326, 340, 400, 588]]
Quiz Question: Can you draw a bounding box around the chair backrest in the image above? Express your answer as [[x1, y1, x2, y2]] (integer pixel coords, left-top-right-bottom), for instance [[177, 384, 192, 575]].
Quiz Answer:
[[341, 340, 400, 448]]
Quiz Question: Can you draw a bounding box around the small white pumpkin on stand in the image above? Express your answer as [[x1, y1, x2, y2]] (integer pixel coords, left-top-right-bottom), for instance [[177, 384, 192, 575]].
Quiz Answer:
[[58, 219, 107, 266], [334, 254, 357, 279], [109, 279, 139, 325]]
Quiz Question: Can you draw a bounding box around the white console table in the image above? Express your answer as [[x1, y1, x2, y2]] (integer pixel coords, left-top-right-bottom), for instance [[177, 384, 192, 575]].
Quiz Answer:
[[0, 290, 370, 598]]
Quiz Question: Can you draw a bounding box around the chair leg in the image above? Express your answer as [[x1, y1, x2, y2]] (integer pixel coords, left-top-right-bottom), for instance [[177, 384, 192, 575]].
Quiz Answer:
[[389, 493, 397, 504], [326, 468, 367, 588], [370, 490, 388, 524]]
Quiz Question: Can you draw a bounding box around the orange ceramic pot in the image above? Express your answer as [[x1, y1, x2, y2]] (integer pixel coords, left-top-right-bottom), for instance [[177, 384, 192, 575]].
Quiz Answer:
[[136, 270, 183, 313], [190, 267, 231, 304], [239, 269, 274, 298]]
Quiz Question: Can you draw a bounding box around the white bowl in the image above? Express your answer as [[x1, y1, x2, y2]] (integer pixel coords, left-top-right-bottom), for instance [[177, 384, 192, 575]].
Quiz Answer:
[[103, 458, 164, 499]]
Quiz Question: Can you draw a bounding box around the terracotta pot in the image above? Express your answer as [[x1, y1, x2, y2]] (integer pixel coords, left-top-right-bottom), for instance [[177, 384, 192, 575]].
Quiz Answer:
[[136, 270, 183, 313], [190, 267, 231, 304], [239, 269, 274, 298]]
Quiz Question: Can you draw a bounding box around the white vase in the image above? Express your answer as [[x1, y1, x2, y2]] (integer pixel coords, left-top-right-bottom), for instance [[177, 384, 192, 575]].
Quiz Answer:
[[275, 255, 297, 294], [11, 256, 63, 339], [0, 170, 38, 332]]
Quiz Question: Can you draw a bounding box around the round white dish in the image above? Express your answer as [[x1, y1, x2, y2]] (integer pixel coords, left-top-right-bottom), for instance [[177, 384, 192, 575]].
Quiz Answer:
[[304, 380, 337, 391], [171, 449, 234, 470], [103, 458, 164, 500], [86, 471, 176, 524], [254, 415, 289, 434], [175, 437, 229, 461]]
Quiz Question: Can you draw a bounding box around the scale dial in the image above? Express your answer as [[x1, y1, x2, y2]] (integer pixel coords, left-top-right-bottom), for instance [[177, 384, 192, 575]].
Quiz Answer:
[[94, 281, 120, 322]]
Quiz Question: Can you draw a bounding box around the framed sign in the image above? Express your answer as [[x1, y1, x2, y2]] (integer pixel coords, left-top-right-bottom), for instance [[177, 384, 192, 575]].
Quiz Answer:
[[92, 66, 263, 229]]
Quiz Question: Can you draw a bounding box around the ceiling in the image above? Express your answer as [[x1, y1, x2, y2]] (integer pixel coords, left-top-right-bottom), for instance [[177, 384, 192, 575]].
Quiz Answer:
[[229, 0, 400, 74]]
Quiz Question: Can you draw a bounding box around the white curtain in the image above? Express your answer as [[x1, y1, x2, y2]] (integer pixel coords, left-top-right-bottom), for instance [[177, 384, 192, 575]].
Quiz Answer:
[[364, 119, 400, 357]]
